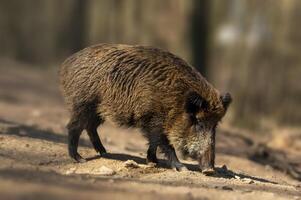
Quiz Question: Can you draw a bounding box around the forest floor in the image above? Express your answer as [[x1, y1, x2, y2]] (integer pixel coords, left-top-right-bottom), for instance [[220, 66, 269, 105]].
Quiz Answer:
[[0, 60, 300, 200]]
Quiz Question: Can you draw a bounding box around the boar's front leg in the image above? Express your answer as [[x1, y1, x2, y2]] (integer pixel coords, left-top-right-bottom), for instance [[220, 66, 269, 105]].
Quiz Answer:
[[160, 136, 187, 171], [146, 143, 158, 164]]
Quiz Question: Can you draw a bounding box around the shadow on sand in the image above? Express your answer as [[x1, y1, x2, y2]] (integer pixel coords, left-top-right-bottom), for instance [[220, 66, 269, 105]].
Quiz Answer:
[[0, 118, 90, 147], [85, 152, 278, 185]]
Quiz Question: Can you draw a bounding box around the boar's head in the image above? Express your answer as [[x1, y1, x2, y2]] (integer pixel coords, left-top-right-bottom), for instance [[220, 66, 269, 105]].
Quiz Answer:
[[168, 91, 232, 172]]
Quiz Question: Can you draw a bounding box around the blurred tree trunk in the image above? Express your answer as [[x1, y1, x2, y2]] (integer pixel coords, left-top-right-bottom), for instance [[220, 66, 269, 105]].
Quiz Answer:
[[189, 0, 211, 75], [64, 0, 87, 53]]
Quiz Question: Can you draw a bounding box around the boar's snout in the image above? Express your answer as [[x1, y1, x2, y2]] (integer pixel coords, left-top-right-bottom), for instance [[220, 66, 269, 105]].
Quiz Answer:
[[199, 144, 215, 174]]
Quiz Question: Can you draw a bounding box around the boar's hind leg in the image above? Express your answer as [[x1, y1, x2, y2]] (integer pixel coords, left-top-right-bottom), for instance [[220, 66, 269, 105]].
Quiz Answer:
[[86, 115, 107, 156], [67, 116, 85, 163], [146, 143, 158, 164], [160, 136, 187, 171]]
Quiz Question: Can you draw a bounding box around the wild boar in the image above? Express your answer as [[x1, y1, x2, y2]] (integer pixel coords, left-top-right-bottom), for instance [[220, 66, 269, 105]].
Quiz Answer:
[[59, 44, 232, 172]]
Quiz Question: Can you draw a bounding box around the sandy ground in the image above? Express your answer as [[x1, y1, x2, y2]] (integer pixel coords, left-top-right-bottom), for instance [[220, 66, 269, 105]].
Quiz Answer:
[[0, 60, 300, 200]]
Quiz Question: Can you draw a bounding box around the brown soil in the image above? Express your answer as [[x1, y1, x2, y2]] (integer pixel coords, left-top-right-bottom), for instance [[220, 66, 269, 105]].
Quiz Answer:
[[0, 60, 300, 200]]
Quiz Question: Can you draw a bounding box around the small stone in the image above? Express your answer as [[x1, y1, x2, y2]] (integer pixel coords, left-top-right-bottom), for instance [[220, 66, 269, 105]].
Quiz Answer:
[[234, 175, 241, 179], [124, 160, 140, 168], [242, 178, 254, 184], [65, 167, 76, 175], [95, 166, 116, 176]]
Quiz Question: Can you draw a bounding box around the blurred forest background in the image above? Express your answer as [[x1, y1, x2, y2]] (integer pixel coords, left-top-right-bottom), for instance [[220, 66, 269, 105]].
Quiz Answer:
[[0, 0, 300, 132]]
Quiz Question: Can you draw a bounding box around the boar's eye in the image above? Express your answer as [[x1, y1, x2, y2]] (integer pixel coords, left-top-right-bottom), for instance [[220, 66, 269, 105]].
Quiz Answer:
[[195, 119, 205, 132], [185, 92, 207, 114]]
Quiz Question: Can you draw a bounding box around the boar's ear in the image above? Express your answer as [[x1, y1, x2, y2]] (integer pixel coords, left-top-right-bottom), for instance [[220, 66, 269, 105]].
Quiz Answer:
[[185, 92, 207, 114], [220, 92, 232, 110]]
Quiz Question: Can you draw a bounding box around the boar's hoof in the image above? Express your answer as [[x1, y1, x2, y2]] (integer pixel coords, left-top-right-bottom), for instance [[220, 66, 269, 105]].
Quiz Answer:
[[178, 165, 188, 172], [202, 168, 215, 175], [72, 153, 87, 163], [146, 156, 158, 165], [98, 150, 107, 156], [171, 162, 188, 172], [146, 159, 158, 167]]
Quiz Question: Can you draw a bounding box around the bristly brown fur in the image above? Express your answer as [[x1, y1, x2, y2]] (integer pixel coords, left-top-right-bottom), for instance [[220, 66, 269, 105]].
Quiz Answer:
[[59, 43, 230, 171]]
